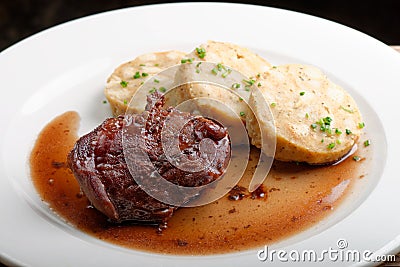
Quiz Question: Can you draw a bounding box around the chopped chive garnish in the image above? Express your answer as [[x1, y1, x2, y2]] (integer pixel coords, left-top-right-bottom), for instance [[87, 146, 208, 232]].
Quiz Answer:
[[239, 111, 245, 117], [358, 122, 365, 129], [211, 68, 218, 75], [327, 143, 335, 149], [133, 72, 141, 79], [141, 72, 149, 77], [222, 69, 232, 78], [195, 47, 206, 59], [159, 87, 166, 93], [195, 62, 202, 73], [154, 79, 160, 83], [314, 116, 333, 134], [300, 91, 305, 96], [323, 117, 332, 125], [149, 88, 156, 93], [336, 139, 342, 144], [311, 123, 317, 129], [120, 80, 128, 87], [272, 66, 277, 69], [232, 83, 241, 89], [270, 102, 277, 107], [243, 79, 256, 86], [239, 97, 244, 101], [244, 86, 250, 91], [335, 128, 342, 135], [181, 58, 193, 64], [154, 63, 159, 67], [102, 100, 107, 104], [123, 99, 128, 105], [139, 63, 146, 67], [217, 63, 224, 71], [321, 139, 324, 143], [256, 73, 261, 78], [353, 156, 361, 161], [257, 82, 262, 87], [305, 113, 309, 118], [346, 129, 352, 135], [364, 140, 371, 147], [340, 105, 354, 113]]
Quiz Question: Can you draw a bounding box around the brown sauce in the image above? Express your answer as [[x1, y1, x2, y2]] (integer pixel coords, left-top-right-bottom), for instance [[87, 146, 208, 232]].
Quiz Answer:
[[30, 112, 371, 255]]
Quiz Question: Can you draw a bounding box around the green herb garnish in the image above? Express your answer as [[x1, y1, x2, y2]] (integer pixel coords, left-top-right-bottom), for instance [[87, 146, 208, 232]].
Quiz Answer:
[[243, 79, 256, 86], [133, 72, 141, 79], [222, 69, 232, 78], [300, 91, 305, 96], [346, 129, 352, 135], [195, 47, 206, 59], [120, 80, 128, 87], [364, 140, 371, 147], [314, 116, 333, 133], [340, 105, 354, 113], [232, 83, 241, 89], [327, 142, 335, 149], [181, 58, 193, 64]]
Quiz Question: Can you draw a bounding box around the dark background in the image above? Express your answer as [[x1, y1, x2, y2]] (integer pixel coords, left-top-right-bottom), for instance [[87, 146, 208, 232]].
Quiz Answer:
[[1, 0, 399, 52], [0, 1, 399, 267]]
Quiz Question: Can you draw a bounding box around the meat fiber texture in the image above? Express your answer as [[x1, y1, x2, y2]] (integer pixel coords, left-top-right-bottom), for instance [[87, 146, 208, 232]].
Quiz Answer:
[[68, 93, 230, 226]]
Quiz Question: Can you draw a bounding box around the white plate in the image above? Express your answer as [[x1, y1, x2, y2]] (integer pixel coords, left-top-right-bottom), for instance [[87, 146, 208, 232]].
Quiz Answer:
[[1, 3, 400, 267]]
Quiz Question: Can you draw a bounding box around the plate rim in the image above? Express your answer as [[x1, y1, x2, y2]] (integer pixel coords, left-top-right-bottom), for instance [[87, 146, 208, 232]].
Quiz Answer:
[[1, 2, 400, 266]]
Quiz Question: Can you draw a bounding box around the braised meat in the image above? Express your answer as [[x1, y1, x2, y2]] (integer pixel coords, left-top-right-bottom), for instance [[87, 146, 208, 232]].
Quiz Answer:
[[67, 93, 230, 226]]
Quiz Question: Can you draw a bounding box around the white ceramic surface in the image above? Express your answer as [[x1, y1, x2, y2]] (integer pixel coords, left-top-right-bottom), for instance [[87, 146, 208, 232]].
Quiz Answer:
[[1, 3, 400, 267]]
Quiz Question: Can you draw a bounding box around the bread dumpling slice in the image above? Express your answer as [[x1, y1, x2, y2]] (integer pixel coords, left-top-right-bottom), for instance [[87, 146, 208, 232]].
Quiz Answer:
[[105, 50, 186, 116], [180, 40, 272, 123], [246, 64, 363, 164]]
